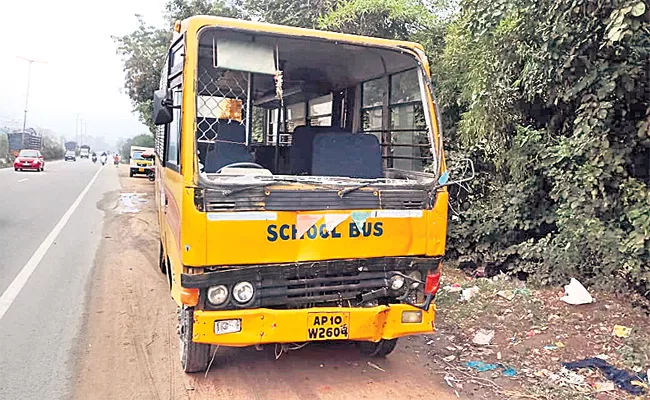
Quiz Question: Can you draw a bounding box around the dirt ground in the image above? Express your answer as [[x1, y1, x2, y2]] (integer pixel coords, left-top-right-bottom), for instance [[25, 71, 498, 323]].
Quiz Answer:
[[420, 269, 650, 399], [73, 165, 460, 400]]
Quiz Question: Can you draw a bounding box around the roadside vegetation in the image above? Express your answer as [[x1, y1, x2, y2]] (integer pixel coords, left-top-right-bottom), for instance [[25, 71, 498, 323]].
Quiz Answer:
[[0, 132, 9, 168], [117, 133, 154, 162]]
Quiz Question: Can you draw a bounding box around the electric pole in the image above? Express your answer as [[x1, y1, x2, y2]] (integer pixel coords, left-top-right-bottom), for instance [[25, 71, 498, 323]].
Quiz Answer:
[[17, 56, 47, 148]]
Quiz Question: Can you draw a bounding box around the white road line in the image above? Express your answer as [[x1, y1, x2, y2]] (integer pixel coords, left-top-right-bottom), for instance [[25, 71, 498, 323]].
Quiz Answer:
[[0, 167, 103, 321], [18, 178, 28, 183]]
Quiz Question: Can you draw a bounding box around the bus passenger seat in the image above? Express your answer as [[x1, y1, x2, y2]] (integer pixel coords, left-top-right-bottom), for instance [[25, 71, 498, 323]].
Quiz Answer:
[[311, 132, 383, 179], [198, 118, 254, 173], [290, 126, 348, 175]]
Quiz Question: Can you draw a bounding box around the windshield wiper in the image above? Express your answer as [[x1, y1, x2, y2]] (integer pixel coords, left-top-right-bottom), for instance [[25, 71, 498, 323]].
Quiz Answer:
[[338, 181, 374, 198]]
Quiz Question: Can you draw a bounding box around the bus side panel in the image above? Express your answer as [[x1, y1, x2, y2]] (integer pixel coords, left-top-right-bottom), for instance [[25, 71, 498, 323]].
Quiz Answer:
[[180, 190, 207, 267], [162, 168, 185, 305]]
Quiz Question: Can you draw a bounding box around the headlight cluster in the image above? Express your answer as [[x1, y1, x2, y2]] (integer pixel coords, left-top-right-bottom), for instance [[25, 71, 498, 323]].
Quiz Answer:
[[206, 281, 255, 306], [390, 271, 423, 291]]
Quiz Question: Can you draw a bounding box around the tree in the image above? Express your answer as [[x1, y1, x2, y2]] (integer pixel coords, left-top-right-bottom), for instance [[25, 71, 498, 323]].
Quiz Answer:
[[114, 1, 243, 134], [244, 0, 334, 27], [114, 16, 170, 133], [0, 133, 9, 165], [440, 0, 650, 291], [119, 134, 155, 161], [40, 136, 65, 160]]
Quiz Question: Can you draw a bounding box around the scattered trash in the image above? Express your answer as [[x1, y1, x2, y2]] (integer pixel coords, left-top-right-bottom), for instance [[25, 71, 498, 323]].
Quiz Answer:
[[443, 284, 463, 293], [472, 329, 495, 346], [472, 267, 486, 278], [461, 286, 479, 302], [466, 361, 517, 376], [497, 351, 502, 360], [594, 381, 616, 392], [118, 193, 148, 213], [563, 357, 648, 395], [613, 324, 632, 338], [560, 278, 594, 305], [446, 346, 457, 352], [466, 361, 498, 372], [443, 375, 455, 388], [426, 340, 435, 345], [513, 287, 532, 296], [497, 290, 515, 301], [367, 361, 385, 372], [544, 345, 559, 351], [595, 354, 610, 360], [555, 341, 565, 348], [443, 355, 456, 362]]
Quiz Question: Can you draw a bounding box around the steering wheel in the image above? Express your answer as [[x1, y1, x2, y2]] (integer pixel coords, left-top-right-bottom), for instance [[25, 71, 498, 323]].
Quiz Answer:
[[216, 162, 265, 174]]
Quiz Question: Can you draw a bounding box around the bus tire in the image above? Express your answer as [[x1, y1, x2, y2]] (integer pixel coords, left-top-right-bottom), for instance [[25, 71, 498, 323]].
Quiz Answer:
[[179, 307, 211, 373], [158, 242, 167, 274], [357, 338, 398, 357]]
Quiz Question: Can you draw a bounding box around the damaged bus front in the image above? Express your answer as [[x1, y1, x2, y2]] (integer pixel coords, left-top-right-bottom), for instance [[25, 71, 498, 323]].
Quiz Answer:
[[152, 16, 448, 372]]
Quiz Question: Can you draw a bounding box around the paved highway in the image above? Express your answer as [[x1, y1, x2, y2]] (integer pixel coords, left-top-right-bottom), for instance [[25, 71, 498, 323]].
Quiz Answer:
[[0, 160, 120, 400]]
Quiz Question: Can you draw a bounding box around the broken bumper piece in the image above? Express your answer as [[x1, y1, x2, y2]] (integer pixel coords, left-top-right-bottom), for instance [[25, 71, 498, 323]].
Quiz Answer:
[[191, 304, 436, 346]]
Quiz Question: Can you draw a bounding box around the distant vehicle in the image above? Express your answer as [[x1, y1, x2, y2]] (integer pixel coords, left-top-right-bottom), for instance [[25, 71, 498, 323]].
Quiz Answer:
[[65, 150, 76, 161], [64, 141, 77, 152], [80, 145, 91, 159], [8, 130, 42, 157], [14, 149, 45, 171], [129, 146, 154, 177]]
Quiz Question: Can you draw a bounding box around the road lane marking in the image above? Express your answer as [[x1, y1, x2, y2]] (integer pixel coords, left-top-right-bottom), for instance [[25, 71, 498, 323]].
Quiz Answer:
[[18, 178, 28, 183], [0, 167, 104, 321]]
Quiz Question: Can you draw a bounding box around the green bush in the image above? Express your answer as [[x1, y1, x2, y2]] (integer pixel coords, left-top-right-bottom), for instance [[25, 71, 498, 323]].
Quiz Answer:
[[441, 0, 650, 292]]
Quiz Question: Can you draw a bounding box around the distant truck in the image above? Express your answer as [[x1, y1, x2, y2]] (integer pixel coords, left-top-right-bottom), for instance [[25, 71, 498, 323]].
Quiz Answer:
[[129, 146, 154, 177], [8, 130, 42, 157], [65, 141, 77, 152], [79, 145, 91, 159]]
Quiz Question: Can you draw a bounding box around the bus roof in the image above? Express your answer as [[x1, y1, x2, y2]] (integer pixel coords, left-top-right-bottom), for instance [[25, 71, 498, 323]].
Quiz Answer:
[[177, 16, 426, 53]]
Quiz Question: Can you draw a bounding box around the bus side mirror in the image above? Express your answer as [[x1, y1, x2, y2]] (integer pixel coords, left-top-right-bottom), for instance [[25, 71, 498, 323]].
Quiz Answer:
[[153, 89, 173, 126]]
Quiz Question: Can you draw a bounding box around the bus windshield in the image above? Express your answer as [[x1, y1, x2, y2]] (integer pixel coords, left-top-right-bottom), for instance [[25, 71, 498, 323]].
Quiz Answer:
[[193, 28, 434, 178]]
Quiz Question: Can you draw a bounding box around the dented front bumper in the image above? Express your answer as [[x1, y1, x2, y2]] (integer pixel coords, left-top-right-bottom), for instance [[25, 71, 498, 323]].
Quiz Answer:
[[191, 304, 436, 346]]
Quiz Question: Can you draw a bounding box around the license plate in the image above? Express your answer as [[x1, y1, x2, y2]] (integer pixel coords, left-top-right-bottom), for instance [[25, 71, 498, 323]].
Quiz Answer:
[[307, 312, 349, 341], [138, 168, 144, 172]]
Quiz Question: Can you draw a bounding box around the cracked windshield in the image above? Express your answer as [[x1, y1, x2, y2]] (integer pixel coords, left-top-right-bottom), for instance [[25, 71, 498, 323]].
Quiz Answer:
[[1, 0, 649, 399]]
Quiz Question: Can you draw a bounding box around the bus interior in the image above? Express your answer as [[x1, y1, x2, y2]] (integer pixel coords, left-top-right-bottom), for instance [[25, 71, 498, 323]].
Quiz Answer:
[[183, 27, 436, 184]]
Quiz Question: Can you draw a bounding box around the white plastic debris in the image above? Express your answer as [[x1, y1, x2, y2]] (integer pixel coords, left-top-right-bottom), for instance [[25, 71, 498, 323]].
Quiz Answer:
[[460, 286, 479, 302], [560, 278, 593, 305], [472, 329, 495, 346]]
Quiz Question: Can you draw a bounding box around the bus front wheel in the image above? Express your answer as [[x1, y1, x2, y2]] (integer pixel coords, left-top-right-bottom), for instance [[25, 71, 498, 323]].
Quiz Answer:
[[178, 307, 211, 373], [357, 339, 398, 357]]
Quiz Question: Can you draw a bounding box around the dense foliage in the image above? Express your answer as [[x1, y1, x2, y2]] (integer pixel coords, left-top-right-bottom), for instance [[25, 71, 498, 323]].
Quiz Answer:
[[40, 136, 65, 160], [441, 0, 650, 292], [118, 134, 155, 161], [115, 0, 650, 293]]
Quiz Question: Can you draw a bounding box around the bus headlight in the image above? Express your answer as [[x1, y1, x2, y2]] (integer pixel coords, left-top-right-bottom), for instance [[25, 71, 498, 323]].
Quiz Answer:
[[390, 275, 405, 291], [233, 281, 254, 303], [207, 285, 228, 305], [408, 271, 422, 289]]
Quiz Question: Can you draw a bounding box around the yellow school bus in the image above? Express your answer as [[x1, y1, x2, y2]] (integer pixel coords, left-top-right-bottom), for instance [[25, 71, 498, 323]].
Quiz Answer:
[[152, 15, 448, 372]]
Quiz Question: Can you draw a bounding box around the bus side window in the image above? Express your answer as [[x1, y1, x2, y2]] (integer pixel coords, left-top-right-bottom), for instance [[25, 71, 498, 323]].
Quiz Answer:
[[166, 89, 182, 170]]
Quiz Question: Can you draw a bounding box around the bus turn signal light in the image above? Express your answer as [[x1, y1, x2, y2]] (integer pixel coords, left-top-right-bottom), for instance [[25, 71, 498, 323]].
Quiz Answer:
[[180, 287, 200, 306]]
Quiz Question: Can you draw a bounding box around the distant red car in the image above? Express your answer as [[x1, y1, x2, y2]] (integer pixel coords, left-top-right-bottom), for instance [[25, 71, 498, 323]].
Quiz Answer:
[[14, 149, 45, 172]]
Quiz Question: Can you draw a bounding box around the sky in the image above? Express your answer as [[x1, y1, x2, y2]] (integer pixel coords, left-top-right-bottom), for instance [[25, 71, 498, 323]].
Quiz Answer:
[[0, 0, 167, 147]]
